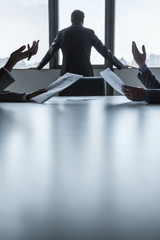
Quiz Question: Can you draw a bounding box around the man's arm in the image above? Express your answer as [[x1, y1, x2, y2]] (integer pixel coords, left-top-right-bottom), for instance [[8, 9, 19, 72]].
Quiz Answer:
[[91, 31, 125, 69], [0, 89, 46, 102], [132, 41, 160, 88], [122, 85, 160, 103], [121, 42, 160, 103], [138, 67, 160, 89], [0, 91, 27, 102], [0, 41, 39, 93], [37, 34, 60, 70], [0, 68, 15, 93], [5, 41, 39, 72]]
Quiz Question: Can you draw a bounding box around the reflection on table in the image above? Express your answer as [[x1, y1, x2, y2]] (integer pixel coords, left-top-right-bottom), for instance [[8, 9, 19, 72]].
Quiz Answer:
[[0, 96, 160, 240]]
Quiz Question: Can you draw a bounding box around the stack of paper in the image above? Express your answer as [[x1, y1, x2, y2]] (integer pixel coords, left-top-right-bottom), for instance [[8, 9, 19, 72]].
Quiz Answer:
[[32, 72, 83, 103], [100, 68, 124, 94]]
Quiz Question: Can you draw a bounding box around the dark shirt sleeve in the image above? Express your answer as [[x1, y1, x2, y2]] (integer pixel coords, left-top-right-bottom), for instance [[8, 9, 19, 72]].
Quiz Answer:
[[138, 68, 160, 89], [138, 67, 160, 103], [90, 31, 124, 69], [0, 68, 15, 92], [0, 91, 26, 102], [37, 34, 60, 70]]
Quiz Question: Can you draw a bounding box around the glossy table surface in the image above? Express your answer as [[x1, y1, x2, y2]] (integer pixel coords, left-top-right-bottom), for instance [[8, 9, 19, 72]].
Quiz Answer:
[[0, 96, 160, 240]]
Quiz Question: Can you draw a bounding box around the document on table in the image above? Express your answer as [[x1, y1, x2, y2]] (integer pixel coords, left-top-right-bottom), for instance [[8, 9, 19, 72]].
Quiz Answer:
[[100, 68, 124, 94], [32, 72, 83, 104]]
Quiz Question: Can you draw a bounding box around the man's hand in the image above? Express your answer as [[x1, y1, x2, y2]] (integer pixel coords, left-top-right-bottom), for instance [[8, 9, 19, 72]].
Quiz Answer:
[[4, 41, 39, 72], [122, 64, 137, 69], [26, 88, 47, 102], [132, 41, 146, 69], [121, 85, 145, 101], [28, 66, 38, 70]]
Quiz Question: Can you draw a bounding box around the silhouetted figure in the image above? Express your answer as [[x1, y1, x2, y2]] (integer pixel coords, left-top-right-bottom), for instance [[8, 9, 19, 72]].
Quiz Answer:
[[38, 10, 127, 76]]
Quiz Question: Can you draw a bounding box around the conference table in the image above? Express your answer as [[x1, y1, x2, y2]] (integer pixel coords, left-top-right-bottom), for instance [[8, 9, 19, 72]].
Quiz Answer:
[[0, 96, 160, 240]]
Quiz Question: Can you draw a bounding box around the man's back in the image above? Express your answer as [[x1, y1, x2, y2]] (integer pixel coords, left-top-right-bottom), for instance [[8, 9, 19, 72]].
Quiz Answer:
[[58, 24, 94, 76], [37, 10, 124, 75]]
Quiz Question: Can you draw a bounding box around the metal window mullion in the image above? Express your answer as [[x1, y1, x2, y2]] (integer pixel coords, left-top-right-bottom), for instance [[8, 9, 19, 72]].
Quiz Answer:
[[49, 0, 58, 69], [105, 0, 115, 95]]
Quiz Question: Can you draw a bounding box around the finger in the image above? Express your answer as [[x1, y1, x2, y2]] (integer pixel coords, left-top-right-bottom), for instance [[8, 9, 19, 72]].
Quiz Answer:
[[125, 94, 135, 101], [121, 85, 128, 92], [132, 41, 135, 54], [27, 44, 31, 50], [132, 42, 139, 58], [132, 41, 138, 52], [134, 43, 139, 54], [122, 85, 136, 91], [132, 41, 136, 48], [142, 45, 146, 55], [33, 41, 39, 55], [38, 88, 47, 93], [33, 88, 47, 95], [32, 41, 37, 49], [14, 45, 26, 54], [33, 43, 38, 54]]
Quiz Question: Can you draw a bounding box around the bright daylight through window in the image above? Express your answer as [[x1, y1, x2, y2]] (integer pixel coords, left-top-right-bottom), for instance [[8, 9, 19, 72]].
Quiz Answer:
[[0, 0, 49, 69], [115, 0, 160, 67]]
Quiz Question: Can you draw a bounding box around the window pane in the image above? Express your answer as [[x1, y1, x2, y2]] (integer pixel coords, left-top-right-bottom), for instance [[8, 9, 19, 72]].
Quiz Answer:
[[0, 0, 49, 69], [59, 0, 105, 65], [115, 0, 160, 67]]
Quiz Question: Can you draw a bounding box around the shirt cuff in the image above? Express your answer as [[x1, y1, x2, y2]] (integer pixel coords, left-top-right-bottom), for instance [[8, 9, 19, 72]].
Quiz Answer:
[[22, 93, 28, 102], [145, 90, 149, 102], [3, 67, 14, 78], [138, 65, 148, 75]]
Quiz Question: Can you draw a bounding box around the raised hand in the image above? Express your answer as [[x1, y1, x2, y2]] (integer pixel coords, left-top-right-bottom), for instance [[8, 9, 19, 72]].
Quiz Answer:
[[132, 41, 146, 69], [5, 41, 39, 72]]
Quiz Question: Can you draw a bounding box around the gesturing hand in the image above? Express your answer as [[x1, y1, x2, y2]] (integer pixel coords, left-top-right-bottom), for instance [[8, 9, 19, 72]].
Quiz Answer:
[[5, 41, 39, 72], [132, 41, 146, 69]]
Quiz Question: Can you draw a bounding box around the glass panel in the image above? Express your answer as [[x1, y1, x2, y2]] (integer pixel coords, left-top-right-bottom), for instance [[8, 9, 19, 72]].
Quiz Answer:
[[59, 0, 105, 65], [0, 0, 49, 69], [115, 0, 160, 67]]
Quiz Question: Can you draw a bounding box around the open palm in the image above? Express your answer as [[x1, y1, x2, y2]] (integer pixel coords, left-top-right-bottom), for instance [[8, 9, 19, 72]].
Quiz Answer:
[[132, 41, 146, 69]]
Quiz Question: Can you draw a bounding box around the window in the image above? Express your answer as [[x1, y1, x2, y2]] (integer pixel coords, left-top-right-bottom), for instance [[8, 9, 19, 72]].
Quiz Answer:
[[58, 0, 105, 65], [115, 0, 160, 67], [0, 0, 49, 69]]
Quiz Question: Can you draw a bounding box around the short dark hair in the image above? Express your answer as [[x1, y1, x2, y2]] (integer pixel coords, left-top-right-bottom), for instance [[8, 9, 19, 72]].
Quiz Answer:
[[71, 10, 85, 24]]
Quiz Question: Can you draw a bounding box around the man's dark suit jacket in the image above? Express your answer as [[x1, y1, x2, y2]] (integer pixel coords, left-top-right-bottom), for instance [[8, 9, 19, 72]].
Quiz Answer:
[[0, 68, 26, 102], [38, 24, 124, 76], [138, 68, 160, 103], [0, 68, 14, 92]]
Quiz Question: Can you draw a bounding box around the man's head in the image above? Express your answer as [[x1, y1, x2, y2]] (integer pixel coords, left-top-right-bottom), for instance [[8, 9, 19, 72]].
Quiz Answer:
[[71, 10, 85, 25]]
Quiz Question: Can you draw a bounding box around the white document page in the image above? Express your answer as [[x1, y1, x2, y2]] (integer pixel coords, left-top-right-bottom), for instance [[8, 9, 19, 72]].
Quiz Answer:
[[100, 68, 124, 94], [32, 72, 83, 104]]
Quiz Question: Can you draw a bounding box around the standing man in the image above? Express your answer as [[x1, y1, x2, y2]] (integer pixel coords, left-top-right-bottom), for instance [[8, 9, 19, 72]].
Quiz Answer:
[[37, 10, 127, 76]]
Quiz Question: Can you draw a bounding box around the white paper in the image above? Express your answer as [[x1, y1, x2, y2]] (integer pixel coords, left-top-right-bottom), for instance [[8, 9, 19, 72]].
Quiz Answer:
[[46, 96, 101, 104], [100, 68, 124, 94], [32, 72, 83, 103]]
